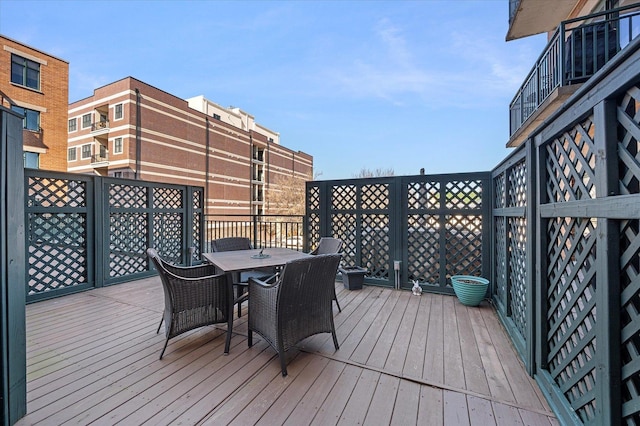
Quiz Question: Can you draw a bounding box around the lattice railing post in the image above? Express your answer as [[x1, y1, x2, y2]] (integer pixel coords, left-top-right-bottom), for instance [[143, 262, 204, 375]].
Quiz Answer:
[[593, 98, 622, 425]]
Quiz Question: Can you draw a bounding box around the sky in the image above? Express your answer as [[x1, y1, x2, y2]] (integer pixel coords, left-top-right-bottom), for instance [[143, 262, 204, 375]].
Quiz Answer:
[[0, 0, 547, 180]]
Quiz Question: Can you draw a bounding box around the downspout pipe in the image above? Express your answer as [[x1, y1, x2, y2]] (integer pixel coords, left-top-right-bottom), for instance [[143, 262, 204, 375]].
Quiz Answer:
[[135, 88, 141, 179]]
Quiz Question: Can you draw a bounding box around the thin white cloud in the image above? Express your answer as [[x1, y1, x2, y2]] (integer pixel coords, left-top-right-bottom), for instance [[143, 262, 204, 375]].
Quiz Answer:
[[320, 18, 545, 109]]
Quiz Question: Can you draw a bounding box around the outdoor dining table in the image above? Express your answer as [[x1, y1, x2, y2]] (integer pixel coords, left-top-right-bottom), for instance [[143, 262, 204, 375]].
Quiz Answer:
[[202, 247, 312, 319], [203, 247, 311, 275]]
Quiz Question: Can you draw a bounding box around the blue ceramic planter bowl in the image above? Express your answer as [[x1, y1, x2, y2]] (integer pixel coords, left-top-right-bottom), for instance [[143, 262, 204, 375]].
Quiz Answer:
[[451, 275, 489, 306]]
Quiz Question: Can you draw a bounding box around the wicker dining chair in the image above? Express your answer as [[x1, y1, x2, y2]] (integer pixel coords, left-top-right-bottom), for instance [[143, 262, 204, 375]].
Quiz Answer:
[[248, 253, 342, 376], [210, 237, 273, 317], [147, 248, 232, 359], [309, 237, 343, 312]]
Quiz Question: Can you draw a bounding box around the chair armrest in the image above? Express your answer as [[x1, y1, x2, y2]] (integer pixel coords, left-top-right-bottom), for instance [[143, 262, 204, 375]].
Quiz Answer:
[[164, 262, 217, 279]]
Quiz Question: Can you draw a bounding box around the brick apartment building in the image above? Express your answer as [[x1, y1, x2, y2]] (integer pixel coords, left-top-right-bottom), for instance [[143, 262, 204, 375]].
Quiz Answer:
[[67, 77, 312, 215], [0, 35, 69, 171]]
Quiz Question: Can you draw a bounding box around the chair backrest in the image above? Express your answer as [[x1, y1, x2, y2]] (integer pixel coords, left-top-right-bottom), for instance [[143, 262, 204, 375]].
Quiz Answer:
[[276, 254, 341, 317], [211, 237, 252, 252], [310, 237, 343, 255]]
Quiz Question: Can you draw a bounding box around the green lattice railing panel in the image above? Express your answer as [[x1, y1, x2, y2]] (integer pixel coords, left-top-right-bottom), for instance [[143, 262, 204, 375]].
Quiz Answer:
[[546, 216, 597, 423], [546, 115, 597, 203], [307, 212, 320, 252], [445, 214, 482, 279], [508, 216, 527, 337], [494, 216, 507, 303], [331, 213, 357, 268], [192, 189, 203, 262], [28, 176, 87, 208], [26, 175, 90, 297], [508, 161, 527, 208], [494, 173, 506, 209], [153, 212, 183, 263], [619, 86, 640, 196], [109, 183, 148, 208], [618, 84, 640, 422], [28, 213, 88, 294], [331, 184, 357, 210], [445, 180, 483, 210], [361, 214, 390, 280], [153, 187, 183, 209], [109, 212, 149, 278], [408, 181, 440, 210], [407, 214, 440, 285]]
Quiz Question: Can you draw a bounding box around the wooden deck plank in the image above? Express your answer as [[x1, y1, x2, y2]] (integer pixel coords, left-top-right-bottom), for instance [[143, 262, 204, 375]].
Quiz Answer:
[[337, 368, 380, 425], [90, 338, 260, 425], [480, 305, 550, 412], [390, 379, 421, 425], [310, 364, 363, 426], [255, 356, 332, 425], [467, 395, 497, 426], [417, 385, 444, 426], [467, 307, 517, 404], [368, 291, 412, 369], [493, 402, 525, 426], [443, 389, 470, 426], [362, 373, 399, 425], [403, 294, 432, 378], [454, 300, 491, 396], [223, 352, 316, 426], [282, 360, 346, 426], [142, 342, 274, 425], [350, 288, 401, 365], [14, 279, 557, 426], [332, 287, 392, 358], [423, 294, 445, 384], [443, 296, 466, 390], [384, 292, 420, 375]]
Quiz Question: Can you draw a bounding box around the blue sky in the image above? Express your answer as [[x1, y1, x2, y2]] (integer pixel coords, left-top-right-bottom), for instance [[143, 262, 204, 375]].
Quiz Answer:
[[0, 0, 546, 180]]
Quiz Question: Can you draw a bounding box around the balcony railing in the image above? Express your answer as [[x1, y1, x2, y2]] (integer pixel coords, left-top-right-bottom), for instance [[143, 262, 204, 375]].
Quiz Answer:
[[91, 120, 109, 132], [91, 152, 108, 164], [509, 4, 640, 137], [204, 214, 305, 252]]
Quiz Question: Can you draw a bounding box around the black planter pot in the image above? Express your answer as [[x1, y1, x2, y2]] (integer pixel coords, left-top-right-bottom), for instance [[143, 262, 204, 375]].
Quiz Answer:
[[339, 266, 367, 290]]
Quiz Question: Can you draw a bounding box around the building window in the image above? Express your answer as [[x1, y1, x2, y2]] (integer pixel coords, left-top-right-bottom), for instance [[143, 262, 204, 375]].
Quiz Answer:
[[11, 54, 40, 90], [82, 114, 91, 129], [68, 118, 77, 132], [11, 106, 40, 131], [24, 152, 39, 169], [114, 103, 123, 120], [68, 147, 77, 161], [213, 113, 221, 120], [113, 137, 123, 154], [81, 144, 92, 159]]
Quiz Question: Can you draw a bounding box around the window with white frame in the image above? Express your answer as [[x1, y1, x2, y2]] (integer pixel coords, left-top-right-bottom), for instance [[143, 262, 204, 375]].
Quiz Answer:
[[113, 137, 123, 154], [68, 118, 77, 132], [82, 113, 91, 129], [114, 103, 123, 120], [81, 144, 92, 159], [68, 147, 77, 161]]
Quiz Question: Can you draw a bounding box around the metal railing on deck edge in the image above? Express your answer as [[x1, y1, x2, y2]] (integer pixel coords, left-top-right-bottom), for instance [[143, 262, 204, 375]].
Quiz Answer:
[[509, 4, 640, 136]]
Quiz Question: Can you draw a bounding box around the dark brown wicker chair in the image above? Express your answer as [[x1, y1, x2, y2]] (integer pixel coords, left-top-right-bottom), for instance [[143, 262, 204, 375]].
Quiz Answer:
[[310, 237, 343, 255], [147, 248, 232, 359], [310, 237, 343, 312], [210, 237, 273, 317], [248, 253, 341, 376]]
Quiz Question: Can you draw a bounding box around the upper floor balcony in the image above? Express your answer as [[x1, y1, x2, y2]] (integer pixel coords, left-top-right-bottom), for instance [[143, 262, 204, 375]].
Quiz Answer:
[[508, 4, 640, 147], [90, 119, 110, 135]]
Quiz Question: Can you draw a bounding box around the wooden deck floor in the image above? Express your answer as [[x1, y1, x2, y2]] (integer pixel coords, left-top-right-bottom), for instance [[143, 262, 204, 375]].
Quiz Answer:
[[17, 277, 557, 425]]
